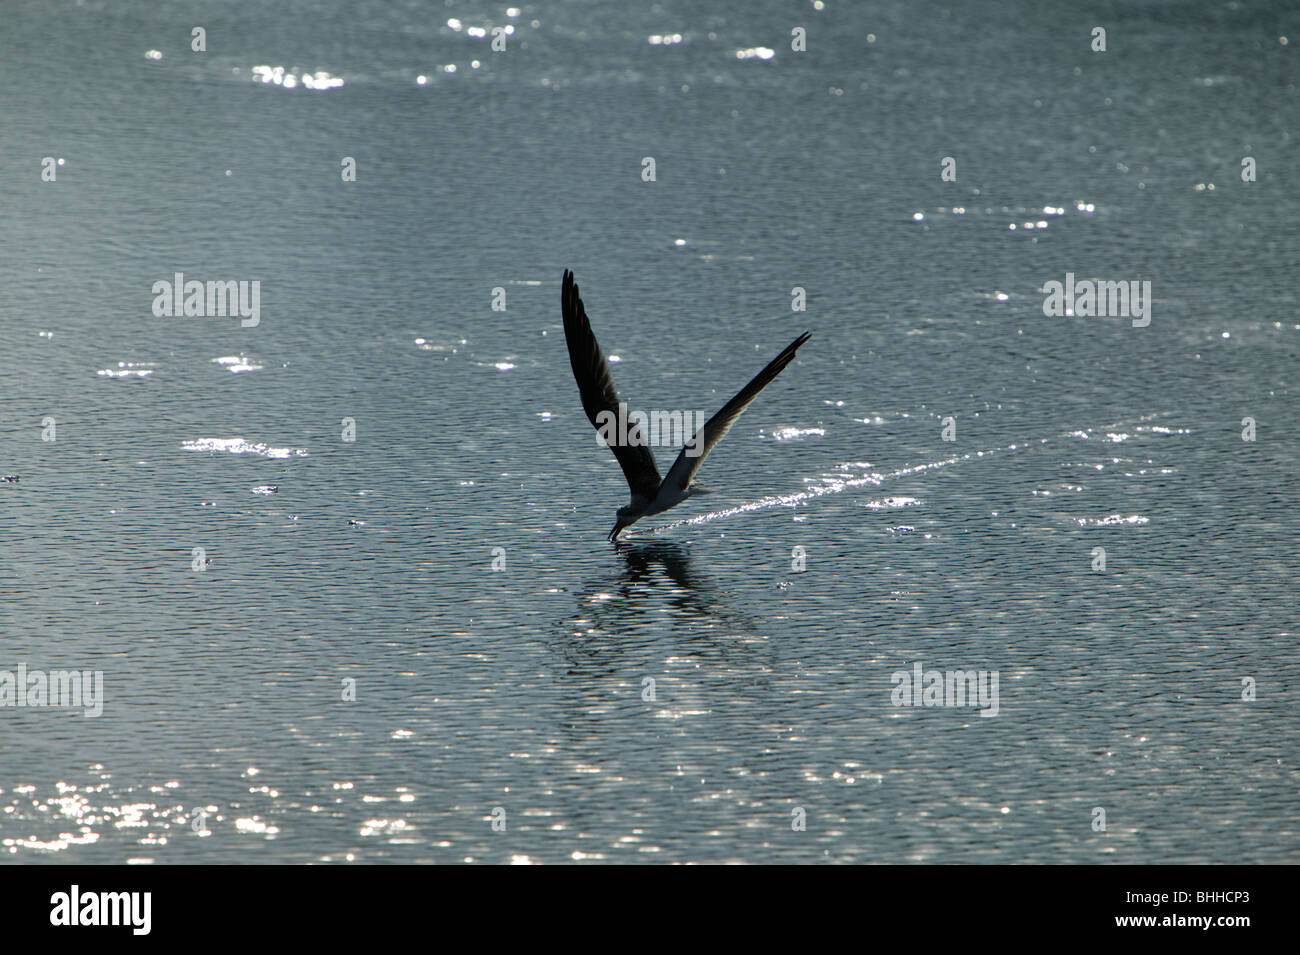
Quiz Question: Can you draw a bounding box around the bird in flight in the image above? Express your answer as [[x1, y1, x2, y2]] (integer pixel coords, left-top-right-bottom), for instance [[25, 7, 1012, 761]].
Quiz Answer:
[[561, 269, 811, 542]]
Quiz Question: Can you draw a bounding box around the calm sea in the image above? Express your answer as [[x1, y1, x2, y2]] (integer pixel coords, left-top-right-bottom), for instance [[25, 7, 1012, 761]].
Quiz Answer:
[[1, 0, 1296, 862]]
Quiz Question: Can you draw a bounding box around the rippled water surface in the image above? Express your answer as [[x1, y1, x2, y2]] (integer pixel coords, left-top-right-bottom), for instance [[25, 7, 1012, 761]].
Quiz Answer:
[[1, 0, 1297, 863]]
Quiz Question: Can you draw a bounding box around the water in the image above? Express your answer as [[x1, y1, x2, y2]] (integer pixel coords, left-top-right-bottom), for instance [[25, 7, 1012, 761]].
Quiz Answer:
[[1, 0, 1296, 863]]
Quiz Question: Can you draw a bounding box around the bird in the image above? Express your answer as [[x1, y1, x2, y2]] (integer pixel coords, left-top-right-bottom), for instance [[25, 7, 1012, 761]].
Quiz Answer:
[[561, 269, 811, 542]]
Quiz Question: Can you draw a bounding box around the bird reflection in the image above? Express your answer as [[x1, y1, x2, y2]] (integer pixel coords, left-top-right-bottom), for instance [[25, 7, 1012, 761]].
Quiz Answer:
[[614, 540, 700, 599], [554, 540, 772, 674], [546, 540, 780, 798]]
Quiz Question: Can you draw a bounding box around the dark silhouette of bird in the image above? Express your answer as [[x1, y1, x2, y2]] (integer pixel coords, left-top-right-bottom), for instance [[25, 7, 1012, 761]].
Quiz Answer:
[[561, 269, 810, 541]]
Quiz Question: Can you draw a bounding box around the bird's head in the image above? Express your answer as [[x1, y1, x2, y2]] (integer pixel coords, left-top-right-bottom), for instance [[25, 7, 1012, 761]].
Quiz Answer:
[[609, 507, 639, 543]]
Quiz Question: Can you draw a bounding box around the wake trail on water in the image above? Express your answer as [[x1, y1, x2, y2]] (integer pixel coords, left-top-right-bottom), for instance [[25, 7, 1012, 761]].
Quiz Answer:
[[643, 411, 1175, 537]]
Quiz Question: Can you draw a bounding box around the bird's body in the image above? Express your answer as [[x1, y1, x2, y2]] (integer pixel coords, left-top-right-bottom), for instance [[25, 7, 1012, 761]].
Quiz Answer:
[[561, 269, 810, 541]]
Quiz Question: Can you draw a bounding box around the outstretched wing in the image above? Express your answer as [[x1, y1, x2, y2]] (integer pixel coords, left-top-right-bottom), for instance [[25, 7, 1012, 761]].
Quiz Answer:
[[659, 331, 811, 496], [561, 269, 663, 502]]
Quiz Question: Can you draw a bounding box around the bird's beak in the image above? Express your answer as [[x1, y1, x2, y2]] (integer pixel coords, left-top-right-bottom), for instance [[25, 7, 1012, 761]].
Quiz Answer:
[[608, 520, 629, 543]]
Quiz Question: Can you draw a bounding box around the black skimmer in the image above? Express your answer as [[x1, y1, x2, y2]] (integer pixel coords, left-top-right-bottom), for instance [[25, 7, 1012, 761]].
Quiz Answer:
[[561, 269, 810, 541]]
